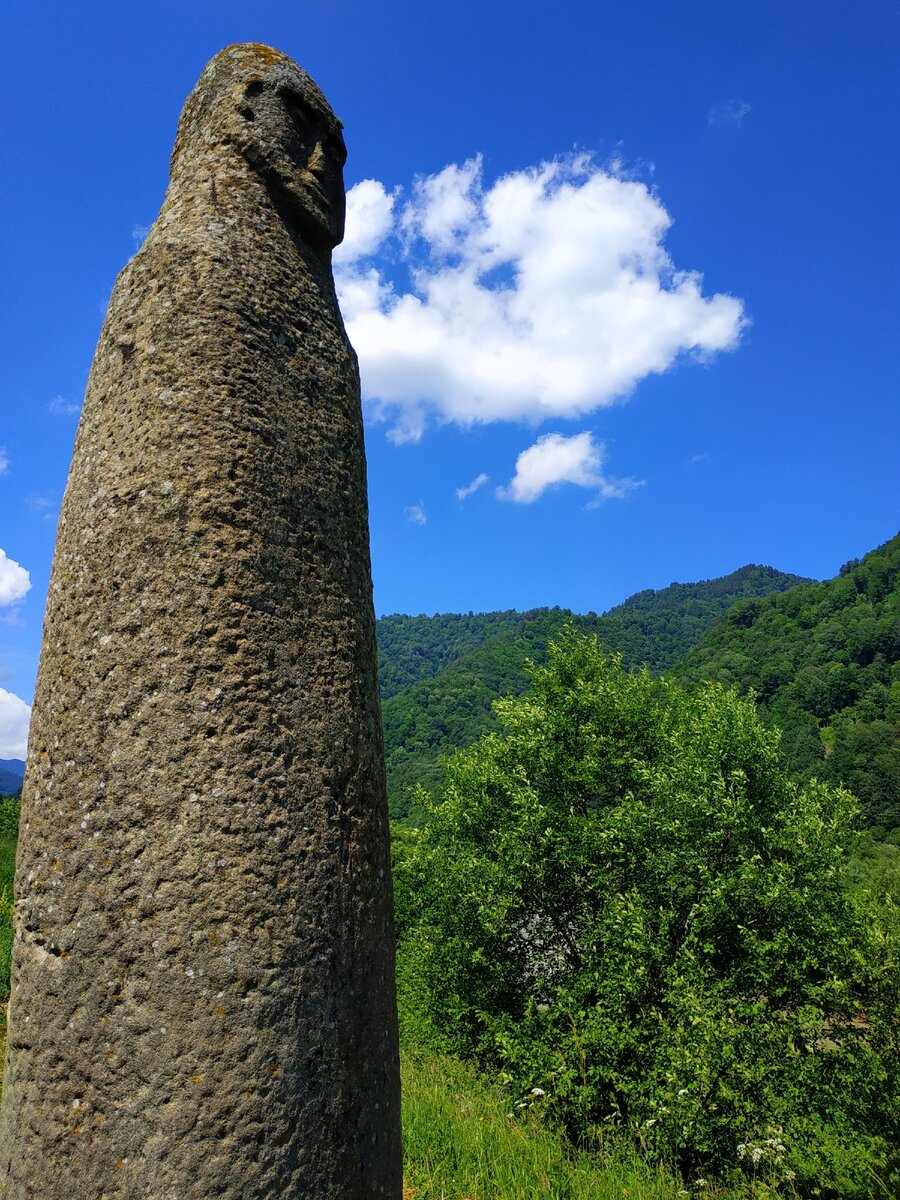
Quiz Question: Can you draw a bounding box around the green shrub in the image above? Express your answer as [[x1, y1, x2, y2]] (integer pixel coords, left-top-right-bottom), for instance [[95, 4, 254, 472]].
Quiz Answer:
[[397, 633, 900, 1196], [0, 796, 20, 839]]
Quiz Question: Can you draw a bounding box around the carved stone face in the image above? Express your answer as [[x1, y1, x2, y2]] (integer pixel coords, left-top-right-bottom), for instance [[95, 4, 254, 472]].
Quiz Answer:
[[234, 74, 347, 251], [172, 45, 348, 253]]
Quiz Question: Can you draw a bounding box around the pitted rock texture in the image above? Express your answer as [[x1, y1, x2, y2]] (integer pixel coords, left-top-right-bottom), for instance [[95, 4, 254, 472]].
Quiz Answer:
[[0, 43, 401, 1199]]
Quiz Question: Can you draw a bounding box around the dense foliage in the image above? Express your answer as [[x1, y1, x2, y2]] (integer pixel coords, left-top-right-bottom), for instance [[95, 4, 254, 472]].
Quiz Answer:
[[594, 565, 810, 674], [377, 611, 526, 701], [379, 567, 806, 820], [675, 533, 899, 829], [382, 609, 605, 819], [397, 635, 900, 1196]]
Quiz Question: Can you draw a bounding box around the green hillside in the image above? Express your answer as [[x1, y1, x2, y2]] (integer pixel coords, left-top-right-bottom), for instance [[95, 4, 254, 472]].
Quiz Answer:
[[382, 609, 600, 819], [587, 563, 810, 673], [674, 532, 900, 829], [378, 565, 809, 820], [377, 610, 525, 701]]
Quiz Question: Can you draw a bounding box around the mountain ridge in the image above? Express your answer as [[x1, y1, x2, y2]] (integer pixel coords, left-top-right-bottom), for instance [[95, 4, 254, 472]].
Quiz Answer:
[[0, 760, 24, 797], [377, 563, 811, 820]]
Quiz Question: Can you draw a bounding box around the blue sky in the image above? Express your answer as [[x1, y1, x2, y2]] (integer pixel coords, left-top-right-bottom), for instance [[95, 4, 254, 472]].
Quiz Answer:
[[0, 0, 898, 754]]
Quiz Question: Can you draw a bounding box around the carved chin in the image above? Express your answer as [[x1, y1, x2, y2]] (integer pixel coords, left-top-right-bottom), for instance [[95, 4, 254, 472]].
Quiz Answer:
[[294, 179, 344, 249], [261, 170, 343, 250]]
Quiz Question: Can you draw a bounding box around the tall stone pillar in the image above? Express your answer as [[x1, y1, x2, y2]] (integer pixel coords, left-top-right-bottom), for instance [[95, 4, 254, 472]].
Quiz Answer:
[[0, 43, 401, 1198]]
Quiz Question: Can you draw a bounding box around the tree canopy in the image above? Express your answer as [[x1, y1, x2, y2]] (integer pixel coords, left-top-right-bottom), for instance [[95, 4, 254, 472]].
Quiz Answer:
[[397, 634, 899, 1195]]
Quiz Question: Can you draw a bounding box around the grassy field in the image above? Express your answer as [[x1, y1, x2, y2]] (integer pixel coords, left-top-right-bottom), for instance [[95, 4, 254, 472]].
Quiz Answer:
[[0, 830, 15, 1004], [0, 827, 13, 1092], [398, 1051, 770, 1200]]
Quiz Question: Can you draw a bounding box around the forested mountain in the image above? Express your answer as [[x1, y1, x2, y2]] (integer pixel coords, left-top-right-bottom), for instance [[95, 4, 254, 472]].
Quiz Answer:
[[0, 760, 24, 798], [377, 564, 809, 820], [585, 564, 810, 672], [377, 611, 526, 701], [674, 532, 899, 829]]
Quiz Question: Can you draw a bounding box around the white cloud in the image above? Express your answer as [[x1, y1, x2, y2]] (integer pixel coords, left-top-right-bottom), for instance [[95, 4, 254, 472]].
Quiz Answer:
[[0, 688, 30, 759], [708, 100, 751, 128], [497, 431, 641, 505], [0, 448, 8, 474], [0, 549, 30, 606], [336, 154, 746, 443], [456, 472, 489, 500], [49, 395, 80, 416], [405, 503, 427, 526], [132, 223, 151, 248], [334, 180, 396, 265]]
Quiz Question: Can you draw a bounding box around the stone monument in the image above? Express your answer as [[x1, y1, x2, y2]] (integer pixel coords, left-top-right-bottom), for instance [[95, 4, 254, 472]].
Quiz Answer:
[[0, 44, 401, 1197]]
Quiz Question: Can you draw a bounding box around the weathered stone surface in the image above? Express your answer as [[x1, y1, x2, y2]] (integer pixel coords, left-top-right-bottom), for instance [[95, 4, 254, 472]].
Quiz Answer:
[[0, 43, 401, 1197]]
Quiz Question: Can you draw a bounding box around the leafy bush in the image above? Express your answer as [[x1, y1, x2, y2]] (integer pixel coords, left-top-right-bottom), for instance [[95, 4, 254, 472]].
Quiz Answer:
[[397, 633, 900, 1196], [0, 796, 20, 839]]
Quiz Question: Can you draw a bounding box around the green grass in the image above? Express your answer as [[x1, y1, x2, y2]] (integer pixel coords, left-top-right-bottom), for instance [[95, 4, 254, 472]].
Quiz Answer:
[[0, 832, 15, 1000], [401, 1051, 703, 1200], [0, 829, 13, 1095]]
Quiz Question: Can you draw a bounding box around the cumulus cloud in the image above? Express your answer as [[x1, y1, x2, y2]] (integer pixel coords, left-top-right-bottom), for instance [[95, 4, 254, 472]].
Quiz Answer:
[[49, 395, 81, 416], [0, 688, 30, 759], [405, 503, 427, 525], [336, 154, 745, 443], [497, 431, 640, 505], [333, 180, 396, 265], [0, 549, 30, 606], [708, 100, 751, 127], [456, 472, 490, 500]]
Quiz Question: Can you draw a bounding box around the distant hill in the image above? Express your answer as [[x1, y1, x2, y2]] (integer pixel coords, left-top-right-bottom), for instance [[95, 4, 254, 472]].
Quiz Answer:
[[377, 564, 810, 821], [674, 533, 899, 830], [377, 611, 526, 701], [0, 760, 24, 797], [586, 564, 811, 674]]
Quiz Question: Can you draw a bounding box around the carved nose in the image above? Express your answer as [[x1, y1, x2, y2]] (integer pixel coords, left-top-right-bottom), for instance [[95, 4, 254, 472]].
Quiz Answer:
[[307, 140, 326, 176]]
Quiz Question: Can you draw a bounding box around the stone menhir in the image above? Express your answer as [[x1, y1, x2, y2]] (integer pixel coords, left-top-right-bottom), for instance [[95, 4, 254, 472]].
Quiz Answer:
[[0, 44, 401, 1198]]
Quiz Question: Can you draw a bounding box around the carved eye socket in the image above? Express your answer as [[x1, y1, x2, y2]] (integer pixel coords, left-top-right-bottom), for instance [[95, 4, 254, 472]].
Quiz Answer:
[[244, 80, 265, 99], [280, 89, 347, 167]]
